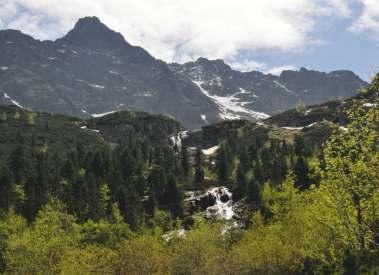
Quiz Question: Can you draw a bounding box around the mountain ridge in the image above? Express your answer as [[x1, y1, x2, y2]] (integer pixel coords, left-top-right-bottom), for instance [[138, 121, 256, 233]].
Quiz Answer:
[[0, 16, 368, 128]]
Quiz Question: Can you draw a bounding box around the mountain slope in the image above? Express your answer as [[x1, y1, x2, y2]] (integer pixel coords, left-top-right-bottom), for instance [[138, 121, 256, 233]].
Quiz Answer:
[[170, 58, 367, 120], [0, 17, 220, 129], [0, 16, 367, 129], [0, 105, 183, 161]]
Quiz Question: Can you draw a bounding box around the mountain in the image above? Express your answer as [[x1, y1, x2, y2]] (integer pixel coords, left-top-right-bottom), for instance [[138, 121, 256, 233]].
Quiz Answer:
[[180, 78, 378, 152], [0, 16, 368, 129], [0, 17, 219, 129], [170, 58, 367, 120]]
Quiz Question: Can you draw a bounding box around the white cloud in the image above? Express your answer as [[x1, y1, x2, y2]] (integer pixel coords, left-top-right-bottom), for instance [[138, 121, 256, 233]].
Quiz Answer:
[[265, 65, 297, 75], [350, 0, 379, 38], [0, 0, 353, 64], [227, 59, 297, 75], [228, 59, 267, 72]]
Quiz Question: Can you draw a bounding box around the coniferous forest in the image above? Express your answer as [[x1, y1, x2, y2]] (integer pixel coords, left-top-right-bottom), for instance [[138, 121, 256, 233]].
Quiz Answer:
[[0, 71, 378, 274]]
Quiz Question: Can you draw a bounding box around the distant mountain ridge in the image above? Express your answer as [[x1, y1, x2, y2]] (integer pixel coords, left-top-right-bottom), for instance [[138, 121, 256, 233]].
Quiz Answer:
[[0, 16, 368, 128], [170, 58, 366, 119]]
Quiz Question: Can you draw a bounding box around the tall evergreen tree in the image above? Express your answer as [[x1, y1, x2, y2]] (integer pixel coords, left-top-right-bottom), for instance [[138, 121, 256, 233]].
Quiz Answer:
[[247, 178, 262, 208], [216, 144, 231, 184], [236, 163, 246, 195], [163, 174, 183, 218], [294, 156, 310, 190], [193, 148, 204, 189], [181, 144, 190, 178], [0, 163, 14, 211]]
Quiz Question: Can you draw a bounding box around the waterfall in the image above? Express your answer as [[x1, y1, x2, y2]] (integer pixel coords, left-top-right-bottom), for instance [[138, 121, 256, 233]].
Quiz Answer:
[[205, 187, 234, 220]]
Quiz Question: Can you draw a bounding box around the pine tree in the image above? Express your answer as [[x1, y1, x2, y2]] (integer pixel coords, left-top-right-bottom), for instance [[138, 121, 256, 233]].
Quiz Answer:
[[294, 156, 310, 190], [125, 184, 143, 230], [148, 166, 167, 205], [163, 174, 183, 218], [261, 148, 272, 181], [23, 175, 38, 221], [239, 149, 251, 171], [216, 144, 230, 184], [193, 148, 204, 189], [253, 160, 264, 185], [0, 162, 14, 211], [181, 144, 190, 178], [236, 163, 246, 195], [145, 187, 157, 218], [247, 178, 262, 208], [294, 135, 305, 156], [8, 144, 28, 185]]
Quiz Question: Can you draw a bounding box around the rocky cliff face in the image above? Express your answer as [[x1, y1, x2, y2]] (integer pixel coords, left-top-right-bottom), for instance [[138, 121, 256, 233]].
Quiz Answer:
[[0, 16, 367, 129], [170, 59, 367, 120], [0, 17, 220, 129]]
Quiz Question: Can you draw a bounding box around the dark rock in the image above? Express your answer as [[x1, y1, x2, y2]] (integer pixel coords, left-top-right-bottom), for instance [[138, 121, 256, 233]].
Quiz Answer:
[[0, 17, 367, 129]]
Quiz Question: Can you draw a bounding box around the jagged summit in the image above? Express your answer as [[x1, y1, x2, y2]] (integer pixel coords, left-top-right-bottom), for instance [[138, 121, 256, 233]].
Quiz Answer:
[[0, 16, 368, 129], [0, 29, 37, 45], [57, 16, 129, 49]]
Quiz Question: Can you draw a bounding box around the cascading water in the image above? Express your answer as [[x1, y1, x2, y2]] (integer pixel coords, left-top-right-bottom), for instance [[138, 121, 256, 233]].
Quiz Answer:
[[205, 187, 234, 220], [185, 186, 235, 220], [164, 187, 238, 241], [169, 130, 188, 150]]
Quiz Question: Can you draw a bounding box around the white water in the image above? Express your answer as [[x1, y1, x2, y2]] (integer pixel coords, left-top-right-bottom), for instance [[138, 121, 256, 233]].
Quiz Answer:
[[205, 187, 234, 220], [170, 130, 189, 150]]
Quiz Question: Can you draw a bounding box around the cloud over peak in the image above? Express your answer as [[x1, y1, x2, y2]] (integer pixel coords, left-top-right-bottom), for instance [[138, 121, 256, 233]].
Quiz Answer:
[[0, 0, 375, 72]]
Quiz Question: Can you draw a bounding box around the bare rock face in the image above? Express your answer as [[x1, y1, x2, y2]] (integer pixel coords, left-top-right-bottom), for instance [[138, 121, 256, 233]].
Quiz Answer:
[[0, 17, 367, 129], [170, 59, 367, 121], [0, 17, 220, 129]]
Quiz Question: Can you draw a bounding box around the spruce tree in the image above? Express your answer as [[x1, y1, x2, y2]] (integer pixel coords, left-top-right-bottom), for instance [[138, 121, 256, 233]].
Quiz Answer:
[[236, 163, 246, 195], [294, 156, 310, 190], [193, 148, 204, 189], [181, 144, 190, 178], [216, 144, 230, 184], [0, 163, 14, 211], [163, 174, 183, 218], [247, 178, 262, 208]]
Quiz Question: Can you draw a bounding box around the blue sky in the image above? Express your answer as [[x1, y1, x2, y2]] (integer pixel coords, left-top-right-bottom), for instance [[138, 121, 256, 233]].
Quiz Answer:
[[0, 0, 378, 81], [239, 1, 378, 81]]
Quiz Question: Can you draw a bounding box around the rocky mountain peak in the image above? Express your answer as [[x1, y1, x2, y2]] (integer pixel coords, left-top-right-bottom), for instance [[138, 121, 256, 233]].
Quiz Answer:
[[57, 16, 128, 49], [194, 57, 231, 72], [0, 29, 36, 45]]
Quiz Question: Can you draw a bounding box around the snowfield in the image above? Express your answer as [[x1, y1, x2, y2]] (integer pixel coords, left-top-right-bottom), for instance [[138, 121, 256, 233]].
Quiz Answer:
[[91, 111, 116, 118], [193, 81, 269, 120], [3, 93, 24, 109]]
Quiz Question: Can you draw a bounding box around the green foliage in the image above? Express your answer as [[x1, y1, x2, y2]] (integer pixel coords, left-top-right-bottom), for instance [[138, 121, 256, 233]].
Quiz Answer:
[[0, 76, 378, 273]]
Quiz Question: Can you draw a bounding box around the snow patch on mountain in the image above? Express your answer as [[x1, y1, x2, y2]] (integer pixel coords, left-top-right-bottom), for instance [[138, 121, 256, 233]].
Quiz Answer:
[[202, 145, 219, 156], [91, 111, 116, 118], [273, 80, 299, 97], [89, 84, 105, 89], [201, 114, 209, 124], [3, 93, 24, 108], [193, 81, 269, 120], [363, 102, 377, 107]]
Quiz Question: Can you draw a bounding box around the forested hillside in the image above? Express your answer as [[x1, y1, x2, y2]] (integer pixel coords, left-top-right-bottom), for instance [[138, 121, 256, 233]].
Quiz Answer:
[[0, 75, 378, 274]]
